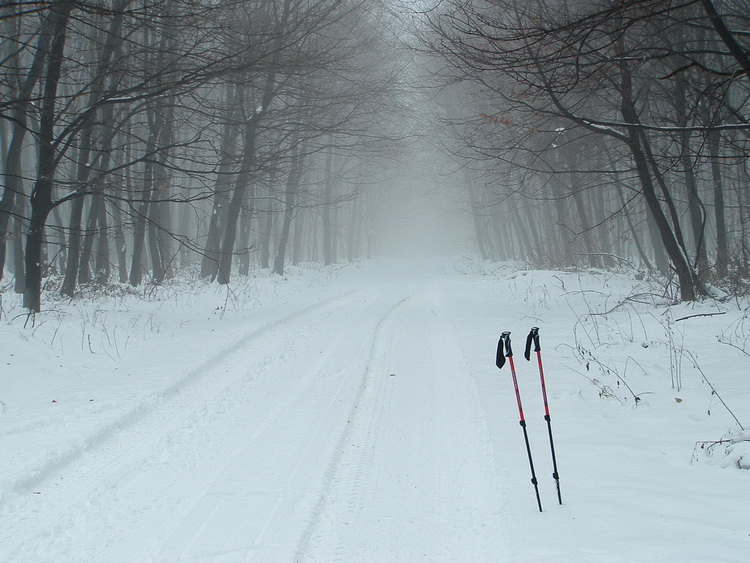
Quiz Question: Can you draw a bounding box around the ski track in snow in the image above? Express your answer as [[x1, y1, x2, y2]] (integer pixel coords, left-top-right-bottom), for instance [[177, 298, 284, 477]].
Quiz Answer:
[[1, 270, 507, 562]]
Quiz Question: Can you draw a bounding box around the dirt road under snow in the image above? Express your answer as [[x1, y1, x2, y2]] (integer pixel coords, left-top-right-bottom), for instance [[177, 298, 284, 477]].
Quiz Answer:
[[2, 263, 510, 561]]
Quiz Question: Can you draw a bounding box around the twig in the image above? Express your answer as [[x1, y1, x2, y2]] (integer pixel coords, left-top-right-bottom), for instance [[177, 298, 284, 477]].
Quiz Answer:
[[674, 311, 726, 322], [685, 350, 744, 430], [559, 361, 624, 404], [717, 336, 750, 357]]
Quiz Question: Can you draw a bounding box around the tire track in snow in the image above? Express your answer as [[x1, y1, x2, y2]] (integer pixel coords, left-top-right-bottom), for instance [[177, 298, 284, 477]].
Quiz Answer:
[[297, 280, 506, 561], [243, 298, 409, 560], [293, 295, 408, 560], [150, 287, 412, 562], [156, 321, 361, 561], [6, 290, 357, 499], [0, 287, 381, 562]]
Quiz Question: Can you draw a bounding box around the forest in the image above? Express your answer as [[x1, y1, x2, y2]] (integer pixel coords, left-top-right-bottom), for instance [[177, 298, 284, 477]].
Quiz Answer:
[[2, 0, 750, 311]]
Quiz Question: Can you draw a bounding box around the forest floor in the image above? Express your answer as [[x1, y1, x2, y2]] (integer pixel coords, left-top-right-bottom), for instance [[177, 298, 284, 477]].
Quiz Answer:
[[1, 257, 748, 562]]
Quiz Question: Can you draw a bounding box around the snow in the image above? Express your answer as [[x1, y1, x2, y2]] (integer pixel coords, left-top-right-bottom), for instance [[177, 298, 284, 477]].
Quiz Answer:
[[1, 257, 748, 562]]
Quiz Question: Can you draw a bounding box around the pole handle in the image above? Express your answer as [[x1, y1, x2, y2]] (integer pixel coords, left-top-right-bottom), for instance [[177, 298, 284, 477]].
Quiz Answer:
[[524, 327, 540, 360], [502, 331, 513, 357], [496, 331, 513, 368], [495, 338, 505, 369]]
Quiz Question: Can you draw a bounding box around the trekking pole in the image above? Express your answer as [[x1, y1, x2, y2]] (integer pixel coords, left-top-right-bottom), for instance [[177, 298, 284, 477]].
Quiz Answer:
[[496, 331, 543, 512], [524, 327, 562, 505]]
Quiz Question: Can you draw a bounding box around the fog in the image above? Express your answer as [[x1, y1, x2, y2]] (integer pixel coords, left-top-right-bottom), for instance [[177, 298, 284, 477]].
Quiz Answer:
[[374, 171, 474, 259], [6, 0, 744, 310]]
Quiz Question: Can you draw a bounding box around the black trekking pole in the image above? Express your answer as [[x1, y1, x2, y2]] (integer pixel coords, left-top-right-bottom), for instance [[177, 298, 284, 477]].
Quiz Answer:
[[525, 327, 562, 505], [496, 331, 543, 512]]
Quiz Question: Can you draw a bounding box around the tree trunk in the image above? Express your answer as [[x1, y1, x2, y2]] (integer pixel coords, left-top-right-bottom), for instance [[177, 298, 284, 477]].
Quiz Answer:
[[238, 188, 252, 276], [347, 191, 364, 261], [153, 103, 175, 281], [617, 38, 703, 300], [148, 192, 165, 283], [322, 148, 335, 266], [112, 150, 129, 283], [129, 114, 161, 286], [24, 0, 75, 311], [94, 192, 110, 285], [700, 0, 750, 79], [707, 128, 728, 277], [0, 10, 52, 281], [292, 207, 306, 266], [506, 196, 537, 263], [218, 113, 259, 285], [273, 143, 305, 275], [612, 169, 653, 271], [674, 79, 709, 278], [258, 173, 275, 269], [464, 176, 495, 260], [201, 88, 240, 279], [623, 115, 702, 299], [78, 181, 101, 287], [129, 188, 152, 286], [11, 209, 26, 292]]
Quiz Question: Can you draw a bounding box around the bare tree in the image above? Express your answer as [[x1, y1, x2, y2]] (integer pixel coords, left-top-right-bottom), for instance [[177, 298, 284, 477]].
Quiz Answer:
[[424, 0, 750, 299]]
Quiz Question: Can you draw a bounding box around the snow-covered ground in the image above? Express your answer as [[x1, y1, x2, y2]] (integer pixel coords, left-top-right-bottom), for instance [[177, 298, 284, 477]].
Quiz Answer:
[[1, 257, 748, 562]]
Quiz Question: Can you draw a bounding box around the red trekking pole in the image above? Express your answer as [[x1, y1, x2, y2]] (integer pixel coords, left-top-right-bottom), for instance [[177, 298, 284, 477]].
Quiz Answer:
[[497, 331, 543, 512], [525, 327, 562, 505]]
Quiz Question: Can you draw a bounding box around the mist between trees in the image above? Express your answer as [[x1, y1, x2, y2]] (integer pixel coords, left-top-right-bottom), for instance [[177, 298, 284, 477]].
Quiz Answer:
[[2, 0, 750, 311]]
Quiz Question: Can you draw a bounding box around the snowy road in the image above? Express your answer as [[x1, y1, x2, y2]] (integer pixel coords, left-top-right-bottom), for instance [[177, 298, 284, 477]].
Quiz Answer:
[[299, 280, 502, 561], [2, 265, 507, 561], [3, 259, 749, 562]]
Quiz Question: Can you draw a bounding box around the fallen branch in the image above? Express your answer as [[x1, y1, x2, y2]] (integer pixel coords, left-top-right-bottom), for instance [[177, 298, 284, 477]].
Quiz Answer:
[[674, 311, 726, 322]]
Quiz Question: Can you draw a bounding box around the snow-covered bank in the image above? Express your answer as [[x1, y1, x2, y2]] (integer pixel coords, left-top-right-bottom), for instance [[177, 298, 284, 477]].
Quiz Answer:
[[1, 258, 748, 561]]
